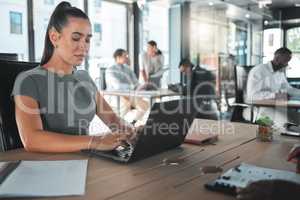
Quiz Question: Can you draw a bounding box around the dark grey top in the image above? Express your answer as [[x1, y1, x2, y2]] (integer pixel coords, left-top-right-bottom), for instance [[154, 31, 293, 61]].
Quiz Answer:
[[12, 66, 98, 135]]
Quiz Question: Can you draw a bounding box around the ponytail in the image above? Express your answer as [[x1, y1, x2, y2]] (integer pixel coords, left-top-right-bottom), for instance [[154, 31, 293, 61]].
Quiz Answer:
[[40, 1, 89, 65]]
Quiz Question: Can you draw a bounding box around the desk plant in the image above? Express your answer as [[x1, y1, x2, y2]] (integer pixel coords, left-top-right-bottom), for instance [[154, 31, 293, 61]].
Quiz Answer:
[[255, 116, 274, 142]]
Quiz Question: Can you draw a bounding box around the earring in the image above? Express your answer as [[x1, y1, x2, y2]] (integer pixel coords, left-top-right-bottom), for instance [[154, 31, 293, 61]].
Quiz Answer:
[[55, 44, 58, 48]]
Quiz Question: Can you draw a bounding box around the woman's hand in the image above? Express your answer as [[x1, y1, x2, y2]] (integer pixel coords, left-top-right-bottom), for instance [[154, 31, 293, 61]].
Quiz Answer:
[[91, 133, 128, 151], [287, 144, 300, 163]]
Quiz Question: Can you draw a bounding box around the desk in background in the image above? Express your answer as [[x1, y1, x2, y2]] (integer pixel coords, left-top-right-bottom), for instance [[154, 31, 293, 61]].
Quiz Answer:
[[247, 99, 300, 122], [1, 119, 298, 200], [101, 89, 180, 116]]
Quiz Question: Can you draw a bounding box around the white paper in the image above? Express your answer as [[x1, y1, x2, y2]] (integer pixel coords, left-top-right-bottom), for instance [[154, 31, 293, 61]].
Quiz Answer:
[[0, 160, 88, 198]]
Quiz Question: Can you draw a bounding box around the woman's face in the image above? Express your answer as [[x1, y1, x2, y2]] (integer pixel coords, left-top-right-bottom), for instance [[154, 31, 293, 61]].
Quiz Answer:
[[147, 44, 156, 56], [53, 17, 92, 66]]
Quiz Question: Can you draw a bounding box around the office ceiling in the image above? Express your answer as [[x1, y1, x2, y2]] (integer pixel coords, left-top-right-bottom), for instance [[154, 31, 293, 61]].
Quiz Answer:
[[147, 0, 300, 9]]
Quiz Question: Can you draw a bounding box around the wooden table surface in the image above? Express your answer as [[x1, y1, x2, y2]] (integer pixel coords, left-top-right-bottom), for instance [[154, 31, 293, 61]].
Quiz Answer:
[[248, 99, 300, 108], [1, 119, 299, 200], [100, 89, 179, 99]]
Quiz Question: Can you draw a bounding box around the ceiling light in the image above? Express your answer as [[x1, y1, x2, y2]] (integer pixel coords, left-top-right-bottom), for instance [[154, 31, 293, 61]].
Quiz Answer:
[[258, 0, 272, 8], [209, 2, 214, 6], [264, 20, 269, 25], [245, 13, 250, 18]]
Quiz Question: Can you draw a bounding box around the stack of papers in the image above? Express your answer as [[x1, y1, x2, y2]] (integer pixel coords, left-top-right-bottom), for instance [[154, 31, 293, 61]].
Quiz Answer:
[[0, 160, 88, 198]]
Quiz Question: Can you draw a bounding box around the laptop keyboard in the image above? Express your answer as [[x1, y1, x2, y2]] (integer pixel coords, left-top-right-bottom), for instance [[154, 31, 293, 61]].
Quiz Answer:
[[114, 143, 134, 159]]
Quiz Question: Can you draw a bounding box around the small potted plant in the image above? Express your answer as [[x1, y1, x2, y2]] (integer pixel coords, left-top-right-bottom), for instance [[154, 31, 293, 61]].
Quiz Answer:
[[255, 116, 274, 142]]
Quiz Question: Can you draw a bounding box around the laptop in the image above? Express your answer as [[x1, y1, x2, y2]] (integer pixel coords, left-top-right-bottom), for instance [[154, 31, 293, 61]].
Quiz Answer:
[[82, 98, 197, 163]]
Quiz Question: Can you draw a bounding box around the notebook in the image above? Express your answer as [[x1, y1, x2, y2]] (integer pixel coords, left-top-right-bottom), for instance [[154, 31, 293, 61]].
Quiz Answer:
[[0, 160, 88, 198], [184, 131, 218, 145]]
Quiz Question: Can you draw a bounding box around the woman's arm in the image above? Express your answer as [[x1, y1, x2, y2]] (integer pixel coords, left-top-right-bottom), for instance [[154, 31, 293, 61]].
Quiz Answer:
[[15, 95, 123, 152], [141, 69, 148, 83], [15, 95, 92, 152]]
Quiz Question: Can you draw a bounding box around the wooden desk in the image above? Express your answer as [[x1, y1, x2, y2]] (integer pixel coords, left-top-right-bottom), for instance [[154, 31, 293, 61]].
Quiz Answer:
[[247, 99, 300, 122], [1, 119, 299, 200], [250, 99, 300, 108], [101, 89, 180, 116]]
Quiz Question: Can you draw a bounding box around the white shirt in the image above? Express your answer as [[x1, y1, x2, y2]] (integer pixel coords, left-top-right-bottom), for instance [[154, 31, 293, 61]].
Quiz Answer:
[[246, 62, 300, 102], [105, 64, 139, 90]]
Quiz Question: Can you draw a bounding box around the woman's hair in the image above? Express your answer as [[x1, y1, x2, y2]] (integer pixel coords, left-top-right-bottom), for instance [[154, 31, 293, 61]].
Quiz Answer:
[[178, 58, 194, 69], [147, 40, 162, 55], [40, 1, 90, 65], [147, 40, 157, 47], [113, 48, 126, 60]]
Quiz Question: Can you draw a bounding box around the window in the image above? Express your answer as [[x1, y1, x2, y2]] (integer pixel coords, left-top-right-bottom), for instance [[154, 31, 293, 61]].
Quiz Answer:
[[0, 1, 28, 60], [94, 0, 102, 8], [88, 1, 127, 82], [263, 28, 282, 63], [93, 23, 102, 46], [44, 0, 54, 5], [142, 3, 169, 87], [10, 11, 22, 34], [286, 27, 300, 78]]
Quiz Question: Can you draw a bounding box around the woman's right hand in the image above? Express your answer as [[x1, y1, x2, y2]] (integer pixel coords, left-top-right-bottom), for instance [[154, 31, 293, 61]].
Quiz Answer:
[[287, 144, 300, 163], [91, 133, 128, 151]]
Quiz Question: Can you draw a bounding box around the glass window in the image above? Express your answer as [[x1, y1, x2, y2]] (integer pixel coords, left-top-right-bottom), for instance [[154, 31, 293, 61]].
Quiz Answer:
[[0, 1, 28, 61], [286, 27, 300, 78], [10, 11, 22, 34], [88, 1, 127, 83], [44, 0, 54, 5], [141, 2, 169, 87], [94, 0, 102, 8], [93, 23, 102, 42], [263, 28, 282, 63]]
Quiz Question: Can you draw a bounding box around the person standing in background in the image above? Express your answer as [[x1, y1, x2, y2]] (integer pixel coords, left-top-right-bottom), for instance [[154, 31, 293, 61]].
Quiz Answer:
[[139, 40, 164, 87]]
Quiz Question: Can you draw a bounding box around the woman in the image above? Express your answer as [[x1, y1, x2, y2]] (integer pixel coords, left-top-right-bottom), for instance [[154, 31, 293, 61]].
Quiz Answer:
[[139, 40, 164, 87], [12, 2, 132, 153]]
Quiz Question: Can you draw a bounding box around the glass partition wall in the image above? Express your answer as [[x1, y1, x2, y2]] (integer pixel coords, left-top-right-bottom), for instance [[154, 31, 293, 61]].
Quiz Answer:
[[189, 1, 263, 99]]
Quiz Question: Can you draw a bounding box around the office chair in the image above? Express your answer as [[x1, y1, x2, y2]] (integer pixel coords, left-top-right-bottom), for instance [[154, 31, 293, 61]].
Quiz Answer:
[[230, 65, 254, 122], [99, 67, 107, 90], [0, 53, 18, 61], [0, 59, 39, 151]]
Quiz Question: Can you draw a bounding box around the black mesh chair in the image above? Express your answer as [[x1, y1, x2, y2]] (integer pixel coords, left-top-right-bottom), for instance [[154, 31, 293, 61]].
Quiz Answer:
[[0, 53, 18, 61], [99, 67, 107, 90], [0, 59, 39, 151], [230, 65, 254, 122]]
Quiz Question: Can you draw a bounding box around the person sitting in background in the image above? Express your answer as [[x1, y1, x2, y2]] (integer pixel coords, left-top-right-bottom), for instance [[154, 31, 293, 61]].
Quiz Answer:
[[245, 47, 300, 126], [237, 144, 300, 200], [169, 58, 215, 96], [12, 2, 133, 153], [140, 40, 164, 87], [168, 58, 217, 119], [106, 49, 149, 123]]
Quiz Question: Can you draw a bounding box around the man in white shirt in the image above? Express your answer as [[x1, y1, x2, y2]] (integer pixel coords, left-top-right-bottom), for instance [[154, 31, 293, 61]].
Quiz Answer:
[[106, 49, 149, 123], [245, 47, 300, 126]]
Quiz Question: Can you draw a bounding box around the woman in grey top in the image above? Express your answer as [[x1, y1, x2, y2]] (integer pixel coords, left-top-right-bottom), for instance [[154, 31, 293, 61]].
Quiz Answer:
[[12, 2, 132, 153], [140, 40, 164, 87]]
